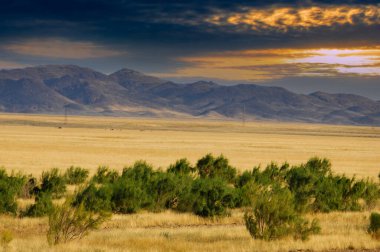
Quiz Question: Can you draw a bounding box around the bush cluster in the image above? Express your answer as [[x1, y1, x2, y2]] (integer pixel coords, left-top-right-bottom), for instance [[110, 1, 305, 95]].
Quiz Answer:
[[236, 158, 378, 213], [72, 155, 240, 217], [0, 155, 379, 242], [64, 166, 89, 185], [0, 169, 26, 214]]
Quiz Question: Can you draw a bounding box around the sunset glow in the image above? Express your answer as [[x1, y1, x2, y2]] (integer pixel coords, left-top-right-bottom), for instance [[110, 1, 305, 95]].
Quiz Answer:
[[205, 6, 380, 32], [156, 48, 380, 81], [293, 49, 380, 66]]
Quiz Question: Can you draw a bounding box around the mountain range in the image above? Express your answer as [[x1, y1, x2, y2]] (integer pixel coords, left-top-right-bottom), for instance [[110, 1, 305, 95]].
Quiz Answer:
[[0, 65, 379, 125]]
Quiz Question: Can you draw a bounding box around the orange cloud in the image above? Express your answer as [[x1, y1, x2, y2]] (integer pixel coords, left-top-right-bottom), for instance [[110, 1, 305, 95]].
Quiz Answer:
[[156, 48, 380, 81], [206, 5, 380, 32], [4, 39, 126, 59]]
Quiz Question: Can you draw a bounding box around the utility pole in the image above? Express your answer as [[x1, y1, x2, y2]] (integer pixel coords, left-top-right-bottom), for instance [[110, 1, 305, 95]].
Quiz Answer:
[[64, 105, 68, 125], [242, 104, 246, 126]]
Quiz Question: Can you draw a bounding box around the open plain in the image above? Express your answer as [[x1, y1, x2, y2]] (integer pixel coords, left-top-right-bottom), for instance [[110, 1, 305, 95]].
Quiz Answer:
[[0, 113, 380, 251], [0, 113, 379, 177]]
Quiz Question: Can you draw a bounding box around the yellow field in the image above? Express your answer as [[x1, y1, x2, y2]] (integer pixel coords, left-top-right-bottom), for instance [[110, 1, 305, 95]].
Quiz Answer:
[[0, 113, 379, 177], [1, 210, 380, 252], [0, 113, 380, 251]]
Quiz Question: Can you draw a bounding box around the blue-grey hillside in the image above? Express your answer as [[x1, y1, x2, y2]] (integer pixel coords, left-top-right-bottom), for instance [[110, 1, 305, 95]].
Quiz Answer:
[[0, 65, 379, 125]]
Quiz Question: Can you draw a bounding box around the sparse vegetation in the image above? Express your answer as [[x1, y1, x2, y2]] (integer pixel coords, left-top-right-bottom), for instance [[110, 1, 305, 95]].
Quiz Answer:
[[24, 192, 54, 217], [167, 158, 195, 175], [0, 155, 378, 247], [64, 166, 89, 185], [0, 169, 26, 214], [196, 154, 237, 183], [39, 168, 67, 199], [369, 212, 380, 239], [73, 183, 113, 213], [244, 182, 320, 240], [190, 177, 236, 217], [47, 198, 110, 245], [92, 166, 119, 184]]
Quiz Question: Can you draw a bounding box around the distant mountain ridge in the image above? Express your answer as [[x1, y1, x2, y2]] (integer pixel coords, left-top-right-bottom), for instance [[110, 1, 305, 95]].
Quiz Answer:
[[0, 65, 380, 125]]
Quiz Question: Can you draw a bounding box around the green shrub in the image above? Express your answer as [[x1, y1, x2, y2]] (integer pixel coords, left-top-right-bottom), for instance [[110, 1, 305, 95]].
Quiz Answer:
[[73, 183, 112, 212], [286, 164, 318, 212], [24, 192, 54, 217], [237, 180, 262, 207], [47, 199, 110, 245], [40, 168, 66, 198], [244, 184, 296, 240], [149, 172, 179, 212], [169, 174, 195, 212], [304, 157, 332, 176], [111, 177, 151, 214], [368, 212, 380, 239], [107, 161, 155, 213], [362, 181, 379, 209], [190, 178, 236, 217], [196, 154, 237, 183], [285, 158, 333, 212], [235, 170, 254, 188], [312, 175, 377, 212], [285, 157, 378, 213], [244, 183, 320, 240], [122, 160, 154, 182], [64, 166, 89, 185], [92, 166, 119, 184], [167, 158, 195, 175], [258, 162, 289, 185], [236, 163, 289, 188], [0, 169, 26, 214], [19, 175, 37, 199]]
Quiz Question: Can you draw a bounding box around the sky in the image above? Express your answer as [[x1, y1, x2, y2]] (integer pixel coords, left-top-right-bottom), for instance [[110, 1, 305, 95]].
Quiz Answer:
[[1, 0, 380, 99]]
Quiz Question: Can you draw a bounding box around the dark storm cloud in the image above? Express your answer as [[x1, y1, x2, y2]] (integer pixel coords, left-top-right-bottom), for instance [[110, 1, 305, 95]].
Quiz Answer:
[[1, 0, 380, 73], [1, 1, 380, 45]]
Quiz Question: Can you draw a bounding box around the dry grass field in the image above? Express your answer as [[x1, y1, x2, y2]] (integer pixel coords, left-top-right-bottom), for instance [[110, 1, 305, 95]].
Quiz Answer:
[[0, 113, 379, 177], [0, 113, 380, 251], [1, 210, 380, 252]]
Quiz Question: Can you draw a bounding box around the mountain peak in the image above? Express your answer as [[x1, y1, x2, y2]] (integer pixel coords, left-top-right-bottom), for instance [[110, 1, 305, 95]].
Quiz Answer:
[[111, 68, 143, 76], [109, 68, 164, 85], [190, 80, 218, 86]]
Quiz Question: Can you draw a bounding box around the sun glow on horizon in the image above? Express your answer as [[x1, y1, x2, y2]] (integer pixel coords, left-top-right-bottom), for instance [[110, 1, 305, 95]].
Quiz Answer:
[[294, 49, 379, 65], [293, 48, 380, 75], [155, 47, 380, 81]]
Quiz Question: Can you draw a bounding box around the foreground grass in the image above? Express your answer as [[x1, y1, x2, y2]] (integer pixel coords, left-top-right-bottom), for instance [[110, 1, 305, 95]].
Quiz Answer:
[[1, 210, 380, 251]]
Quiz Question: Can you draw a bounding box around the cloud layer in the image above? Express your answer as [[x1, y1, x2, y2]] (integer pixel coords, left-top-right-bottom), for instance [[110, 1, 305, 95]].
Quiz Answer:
[[1, 0, 380, 98], [4, 39, 125, 59], [156, 48, 380, 82], [204, 5, 380, 32]]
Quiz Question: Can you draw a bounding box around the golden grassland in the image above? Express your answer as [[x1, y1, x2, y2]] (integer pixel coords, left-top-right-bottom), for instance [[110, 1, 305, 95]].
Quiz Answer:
[[0, 113, 379, 177], [1, 209, 380, 251], [0, 113, 380, 251]]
